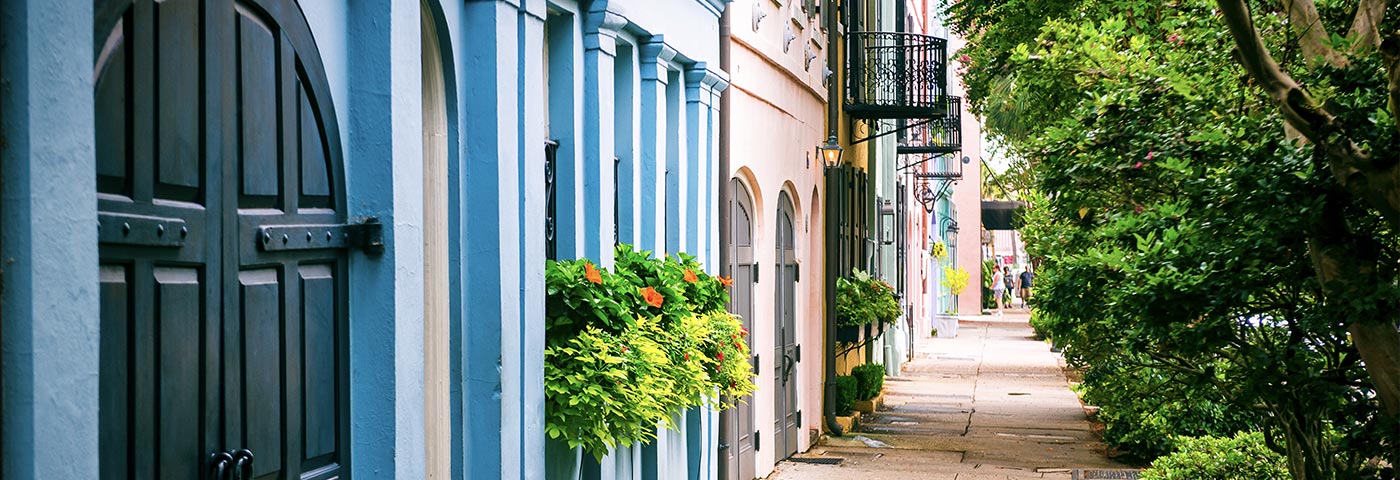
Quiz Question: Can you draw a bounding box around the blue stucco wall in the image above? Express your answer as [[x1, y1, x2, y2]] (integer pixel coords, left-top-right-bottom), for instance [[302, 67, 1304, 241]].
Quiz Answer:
[[0, 1, 101, 478], [303, 0, 428, 477]]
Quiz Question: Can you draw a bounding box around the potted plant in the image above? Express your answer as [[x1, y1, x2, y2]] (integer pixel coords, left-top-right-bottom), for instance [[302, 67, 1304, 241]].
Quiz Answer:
[[835, 269, 900, 342], [935, 266, 970, 338]]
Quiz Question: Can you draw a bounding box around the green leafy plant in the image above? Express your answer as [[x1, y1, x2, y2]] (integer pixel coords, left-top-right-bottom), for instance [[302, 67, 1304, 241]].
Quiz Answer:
[[544, 244, 756, 460], [1139, 432, 1290, 480], [850, 364, 885, 401], [834, 375, 858, 416], [981, 260, 997, 310], [835, 269, 901, 327]]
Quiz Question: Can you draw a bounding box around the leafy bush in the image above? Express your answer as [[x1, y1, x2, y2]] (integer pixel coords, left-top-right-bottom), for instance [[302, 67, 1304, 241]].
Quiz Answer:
[[834, 375, 857, 415], [544, 244, 756, 460], [981, 260, 997, 310], [850, 364, 885, 401], [835, 269, 900, 327], [1139, 432, 1290, 480]]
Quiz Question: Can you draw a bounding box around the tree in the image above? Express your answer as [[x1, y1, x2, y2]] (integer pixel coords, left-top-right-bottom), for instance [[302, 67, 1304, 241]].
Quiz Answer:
[[944, 0, 1398, 476], [1214, 0, 1400, 422]]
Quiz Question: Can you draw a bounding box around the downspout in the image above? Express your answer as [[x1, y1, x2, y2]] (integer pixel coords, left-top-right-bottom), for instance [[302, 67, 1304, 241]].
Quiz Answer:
[[823, 0, 846, 437], [719, 0, 731, 282]]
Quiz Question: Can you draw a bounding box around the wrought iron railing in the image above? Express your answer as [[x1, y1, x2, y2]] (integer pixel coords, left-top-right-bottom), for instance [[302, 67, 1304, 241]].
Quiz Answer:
[[545, 140, 559, 260], [846, 32, 948, 119], [898, 97, 962, 155]]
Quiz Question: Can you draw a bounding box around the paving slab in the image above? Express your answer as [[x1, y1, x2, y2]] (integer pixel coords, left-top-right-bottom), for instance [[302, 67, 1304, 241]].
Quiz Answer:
[[766, 314, 1135, 479]]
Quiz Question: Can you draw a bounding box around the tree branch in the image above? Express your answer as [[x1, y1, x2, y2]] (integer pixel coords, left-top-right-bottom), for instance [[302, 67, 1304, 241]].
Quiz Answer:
[[1281, 0, 1349, 68], [1346, 0, 1387, 54], [1382, 34, 1400, 139], [1219, 0, 1329, 139]]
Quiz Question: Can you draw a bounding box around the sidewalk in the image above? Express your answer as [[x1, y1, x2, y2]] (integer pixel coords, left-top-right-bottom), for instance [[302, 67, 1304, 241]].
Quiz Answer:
[[767, 313, 1135, 479]]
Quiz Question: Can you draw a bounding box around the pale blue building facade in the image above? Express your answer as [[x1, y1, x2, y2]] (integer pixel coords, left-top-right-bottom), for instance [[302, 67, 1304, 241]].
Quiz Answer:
[[1, 0, 727, 479]]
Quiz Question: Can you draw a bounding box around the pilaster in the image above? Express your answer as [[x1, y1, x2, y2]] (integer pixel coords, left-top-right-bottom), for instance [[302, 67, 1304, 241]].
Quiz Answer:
[[583, 8, 628, 263], [0, 1, 99, 478], [638, 37, 676, 253]]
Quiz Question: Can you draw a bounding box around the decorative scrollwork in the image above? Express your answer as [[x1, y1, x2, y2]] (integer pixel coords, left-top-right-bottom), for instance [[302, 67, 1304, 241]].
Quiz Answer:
[[846, 32, 948, 119]]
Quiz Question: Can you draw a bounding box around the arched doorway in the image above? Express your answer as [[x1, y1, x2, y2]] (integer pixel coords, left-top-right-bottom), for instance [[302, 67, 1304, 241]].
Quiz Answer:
[[96, 0, 350, 477], [720, 178, 757, 480], [422, 2, 452, 478], [773, 192, 800, 463]]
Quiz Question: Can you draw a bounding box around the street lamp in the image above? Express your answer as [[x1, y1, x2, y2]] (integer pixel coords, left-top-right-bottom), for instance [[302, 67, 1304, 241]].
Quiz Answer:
[[817, 135, 843, 167], [945, 219, 959, 251], [917, 182, 937, 213]]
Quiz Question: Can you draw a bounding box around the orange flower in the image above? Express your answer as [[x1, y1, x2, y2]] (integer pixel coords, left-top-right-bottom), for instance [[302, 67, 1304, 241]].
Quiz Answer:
[[584, 262, 603, 284], [718, 276, 735, 287], [683, 269, 699, 283], [640, 286, 664, 308]]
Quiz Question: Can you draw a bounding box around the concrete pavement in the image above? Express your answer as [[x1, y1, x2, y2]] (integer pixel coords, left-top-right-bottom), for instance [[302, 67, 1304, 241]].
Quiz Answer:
[[767, 313, 1135, 479]]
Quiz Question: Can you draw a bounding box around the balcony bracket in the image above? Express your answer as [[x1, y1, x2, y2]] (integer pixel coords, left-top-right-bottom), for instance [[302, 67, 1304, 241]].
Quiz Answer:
[[851, 118, 933, 146]]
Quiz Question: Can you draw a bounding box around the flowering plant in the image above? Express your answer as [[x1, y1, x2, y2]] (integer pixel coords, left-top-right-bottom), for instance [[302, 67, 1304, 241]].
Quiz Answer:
[[941, 266, 970, 296], [544, 244, 756, 460], [835, 269, 901, 327], [929, 241, 948, 260]]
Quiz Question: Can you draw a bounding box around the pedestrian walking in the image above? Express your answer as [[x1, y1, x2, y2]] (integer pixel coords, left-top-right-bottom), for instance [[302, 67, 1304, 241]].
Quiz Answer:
[[1019, 266, 1034, 308], [990, 267, 1006, 315]]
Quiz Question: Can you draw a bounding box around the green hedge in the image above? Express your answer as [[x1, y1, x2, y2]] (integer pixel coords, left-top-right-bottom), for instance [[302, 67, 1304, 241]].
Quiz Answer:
[[834, 376, 857, 416], [850, 364, 884, 401], [1139, 432, 1289, 480]]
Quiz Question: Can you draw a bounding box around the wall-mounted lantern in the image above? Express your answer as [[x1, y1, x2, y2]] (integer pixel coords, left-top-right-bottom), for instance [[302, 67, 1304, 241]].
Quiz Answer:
[[817, 136, 843, 167]]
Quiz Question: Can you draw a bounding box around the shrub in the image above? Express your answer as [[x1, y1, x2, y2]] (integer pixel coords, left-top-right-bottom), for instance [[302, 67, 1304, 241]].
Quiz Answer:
[[981, 260, 997, 310], [850, 364, 885, 401], [834, 376, 857, 416], [1139, 432, 1290, 480]]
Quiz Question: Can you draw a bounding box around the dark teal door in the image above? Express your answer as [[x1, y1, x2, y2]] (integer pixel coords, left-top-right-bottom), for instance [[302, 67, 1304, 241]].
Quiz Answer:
[[96, 1, 350, 478], [773, 193, 800, 462]]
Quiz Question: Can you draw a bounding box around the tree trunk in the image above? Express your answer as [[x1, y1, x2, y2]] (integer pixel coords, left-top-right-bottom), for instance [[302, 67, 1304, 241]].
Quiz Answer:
[[1268, 394, 1339, 480]]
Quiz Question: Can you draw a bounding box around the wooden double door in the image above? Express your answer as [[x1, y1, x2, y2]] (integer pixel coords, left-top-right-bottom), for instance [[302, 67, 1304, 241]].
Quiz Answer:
[[95, 1, 351, 478]]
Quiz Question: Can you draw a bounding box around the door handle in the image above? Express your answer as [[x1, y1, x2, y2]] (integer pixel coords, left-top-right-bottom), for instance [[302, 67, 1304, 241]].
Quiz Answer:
[[781, 352, 795, 382], [209, 451, 233, 480], [232, 449, 254, 480]]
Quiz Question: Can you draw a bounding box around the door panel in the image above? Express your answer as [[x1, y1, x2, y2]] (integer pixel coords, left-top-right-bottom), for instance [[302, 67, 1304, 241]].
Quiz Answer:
[[773, 193, 799, 462], [156, 267, 204, 480], [721, 180, 758, 480], [97, 1, 349, 478]]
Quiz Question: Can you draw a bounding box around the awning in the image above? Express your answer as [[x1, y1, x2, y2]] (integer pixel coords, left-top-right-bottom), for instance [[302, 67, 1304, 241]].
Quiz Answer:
[[982, 201, 1026, 230]]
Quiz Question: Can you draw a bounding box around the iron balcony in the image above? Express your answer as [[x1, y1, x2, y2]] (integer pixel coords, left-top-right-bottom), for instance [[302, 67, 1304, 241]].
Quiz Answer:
[[898, 96, 962, 156], [846, 32, 949, 119]]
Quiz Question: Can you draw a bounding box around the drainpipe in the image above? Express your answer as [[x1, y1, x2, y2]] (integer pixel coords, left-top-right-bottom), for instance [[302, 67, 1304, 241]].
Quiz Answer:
[[719, 0, 731, 281], [822, 0, 846, 438]]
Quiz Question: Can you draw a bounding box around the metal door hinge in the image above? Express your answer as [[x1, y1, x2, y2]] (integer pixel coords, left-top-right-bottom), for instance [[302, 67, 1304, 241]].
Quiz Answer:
[[99, 212, 187, 248], [258, 217, 385, 254], [754, 431, 761, 451], [795, 344, 801, 362], [797, 410, 802, 425], [753, 263, 760, 283], [795, 263, 800, 282]]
